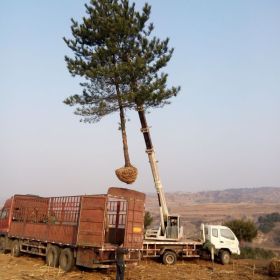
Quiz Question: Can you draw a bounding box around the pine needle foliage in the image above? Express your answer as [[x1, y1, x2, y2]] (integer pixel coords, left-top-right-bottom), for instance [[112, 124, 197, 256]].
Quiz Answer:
[[63, 0, 180, 121]]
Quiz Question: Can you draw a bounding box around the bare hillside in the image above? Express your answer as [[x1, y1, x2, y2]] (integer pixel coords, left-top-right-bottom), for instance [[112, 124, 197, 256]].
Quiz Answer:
[[157, 187, 280, 204], [146, 187, 280, 238]]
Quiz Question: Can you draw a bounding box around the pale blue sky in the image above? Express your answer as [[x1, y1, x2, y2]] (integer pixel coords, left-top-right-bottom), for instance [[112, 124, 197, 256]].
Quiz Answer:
[[0, 1, 279, 198]]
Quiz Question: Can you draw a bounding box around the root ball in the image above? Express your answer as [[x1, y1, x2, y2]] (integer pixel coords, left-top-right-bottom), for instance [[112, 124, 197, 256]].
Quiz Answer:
[[115, 165, 138, 184]]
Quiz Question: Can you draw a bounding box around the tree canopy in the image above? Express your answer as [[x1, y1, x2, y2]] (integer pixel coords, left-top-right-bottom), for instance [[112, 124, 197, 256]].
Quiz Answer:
[[63, 0, 179, 118], [144, 211, 153, 229], [63, 0, 180, 183]]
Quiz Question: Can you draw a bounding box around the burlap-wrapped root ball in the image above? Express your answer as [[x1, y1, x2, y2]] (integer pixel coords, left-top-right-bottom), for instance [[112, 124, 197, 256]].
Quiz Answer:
[[268, 259, 280, 276], [115, 165, 138, 184]]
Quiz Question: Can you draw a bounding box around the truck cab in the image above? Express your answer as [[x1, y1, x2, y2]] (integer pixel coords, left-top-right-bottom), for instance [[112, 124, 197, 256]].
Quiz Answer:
[[0, 198, 12, 235], [201, 224, 240, 264], [0, 198, 13, 253]]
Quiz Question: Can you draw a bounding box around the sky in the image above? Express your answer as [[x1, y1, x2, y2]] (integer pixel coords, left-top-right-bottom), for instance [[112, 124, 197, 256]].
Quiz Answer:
[[0, 0, 279, 198]]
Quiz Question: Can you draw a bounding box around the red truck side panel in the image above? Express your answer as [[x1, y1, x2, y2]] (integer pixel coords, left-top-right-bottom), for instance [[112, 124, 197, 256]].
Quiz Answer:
[[9, 223, 77, 244], [9, 195, 80, 245]]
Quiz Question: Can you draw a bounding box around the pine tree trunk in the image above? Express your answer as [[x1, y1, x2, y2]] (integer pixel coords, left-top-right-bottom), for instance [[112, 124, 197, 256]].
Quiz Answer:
[[115, 84, 137, 184], [116, 84, 131, 167]]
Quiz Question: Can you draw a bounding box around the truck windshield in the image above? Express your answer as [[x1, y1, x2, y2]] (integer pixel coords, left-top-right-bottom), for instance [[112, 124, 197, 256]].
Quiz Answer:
[[0, 209, 8, 219], [220, 228, 235, 240]]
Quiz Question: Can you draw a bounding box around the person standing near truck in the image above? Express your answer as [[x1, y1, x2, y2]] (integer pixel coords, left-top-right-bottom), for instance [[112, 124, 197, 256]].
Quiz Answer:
[[115, 243, 128, 280]]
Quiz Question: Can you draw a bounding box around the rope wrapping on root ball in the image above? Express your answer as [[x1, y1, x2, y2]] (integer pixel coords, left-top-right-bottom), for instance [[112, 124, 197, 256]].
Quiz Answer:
[[115, 165, 138, 184]]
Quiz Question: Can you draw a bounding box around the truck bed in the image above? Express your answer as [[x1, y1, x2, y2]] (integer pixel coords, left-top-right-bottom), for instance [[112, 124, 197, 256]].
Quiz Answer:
[[142, 238, 202, 258]]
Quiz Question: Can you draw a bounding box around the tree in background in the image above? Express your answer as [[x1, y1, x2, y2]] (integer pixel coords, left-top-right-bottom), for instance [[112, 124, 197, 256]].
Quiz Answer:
[[224, 219, 258, 243], [144, 211, 153, 230], [63, 0, 180, 184]]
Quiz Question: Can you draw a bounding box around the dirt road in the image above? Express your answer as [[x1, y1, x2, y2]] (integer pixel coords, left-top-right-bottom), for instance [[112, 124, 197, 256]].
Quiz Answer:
[[0, 253, 274, 280]]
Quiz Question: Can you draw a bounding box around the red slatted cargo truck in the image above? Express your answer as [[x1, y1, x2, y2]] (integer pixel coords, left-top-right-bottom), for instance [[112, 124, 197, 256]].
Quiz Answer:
[[0, 187, 145, 271]]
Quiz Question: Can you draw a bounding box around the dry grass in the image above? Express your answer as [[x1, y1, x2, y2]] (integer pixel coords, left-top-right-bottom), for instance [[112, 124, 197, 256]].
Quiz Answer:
[[0, 254, 274, 280]]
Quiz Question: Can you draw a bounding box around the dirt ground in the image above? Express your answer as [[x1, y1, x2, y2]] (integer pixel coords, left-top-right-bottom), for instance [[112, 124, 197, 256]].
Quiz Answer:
[[0, 253, 276, 280]]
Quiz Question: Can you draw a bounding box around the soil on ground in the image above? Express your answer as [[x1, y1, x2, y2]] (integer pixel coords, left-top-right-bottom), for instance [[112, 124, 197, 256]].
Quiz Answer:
[[0, 253, 275, 280]]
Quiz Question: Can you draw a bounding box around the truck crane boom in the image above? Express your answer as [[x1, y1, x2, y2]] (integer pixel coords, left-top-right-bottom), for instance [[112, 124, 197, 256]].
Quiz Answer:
[[137, 106, 183, 240]]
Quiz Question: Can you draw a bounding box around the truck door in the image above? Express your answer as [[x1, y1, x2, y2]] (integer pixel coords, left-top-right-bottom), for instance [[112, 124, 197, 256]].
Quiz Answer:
[[106, 197, 127, 245], [77, 196, 107, 247], [219, 228, 237, 251], [210, 227, 222, 249]]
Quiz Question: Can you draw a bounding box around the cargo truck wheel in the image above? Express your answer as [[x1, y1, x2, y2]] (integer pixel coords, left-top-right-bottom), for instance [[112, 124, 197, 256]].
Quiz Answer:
[[11, 240, 21, 257], [0, 237, 6, 253], [220, 250, 230, 265], [46, 245, 60, 267], [162, 251, 177, 265], [59, 248, 75, 272]]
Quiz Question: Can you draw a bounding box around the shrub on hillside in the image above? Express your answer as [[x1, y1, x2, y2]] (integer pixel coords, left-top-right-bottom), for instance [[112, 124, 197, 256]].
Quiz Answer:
[[258, 213, 280, 223], [274, 229, 280, 246], [224, 219, 258, 242], [258, 212, 280, 233], [259, 222, 275, 233], [235, 247, 275, 260]]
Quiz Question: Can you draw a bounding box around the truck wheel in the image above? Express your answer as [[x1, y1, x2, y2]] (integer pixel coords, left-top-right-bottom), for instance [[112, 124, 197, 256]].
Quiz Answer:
[[220, 250, 230, 265], [59, 248, 75, 272], [162, 251, 177, 265], [0, 237, 7, 253], [11, 240, 21, 257], [46, 245, 60, 267]]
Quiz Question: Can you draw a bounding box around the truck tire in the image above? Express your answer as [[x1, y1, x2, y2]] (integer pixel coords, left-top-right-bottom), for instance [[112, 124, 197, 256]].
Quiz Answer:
[[162, 251, 177, 265], [11, 240, 21, 257], [219, 250, 230, 265], [46, 245, 60, 267], [59, 248, 75, 272], [0, 237, 7, 254]]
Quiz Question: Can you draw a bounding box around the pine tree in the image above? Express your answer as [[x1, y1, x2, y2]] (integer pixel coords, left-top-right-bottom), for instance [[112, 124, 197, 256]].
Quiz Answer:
[[144, 211, 153, 230], [63, 0, 142, 184], [63, 0, 180, 183]]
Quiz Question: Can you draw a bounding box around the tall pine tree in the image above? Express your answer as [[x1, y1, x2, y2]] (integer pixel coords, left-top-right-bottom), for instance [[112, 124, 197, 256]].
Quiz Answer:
[[63, 0, 180, 183]]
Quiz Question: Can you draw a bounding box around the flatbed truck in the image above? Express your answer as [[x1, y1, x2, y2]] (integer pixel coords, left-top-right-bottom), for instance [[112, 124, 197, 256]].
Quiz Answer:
[[142, 224, 240, 265]]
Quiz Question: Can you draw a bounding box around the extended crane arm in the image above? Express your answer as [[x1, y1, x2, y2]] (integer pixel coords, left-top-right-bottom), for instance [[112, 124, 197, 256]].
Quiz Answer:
[[137, 106, 169, 234]]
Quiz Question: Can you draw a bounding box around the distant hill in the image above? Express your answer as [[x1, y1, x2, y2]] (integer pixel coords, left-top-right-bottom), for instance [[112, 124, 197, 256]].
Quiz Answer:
[[145, 187, 280, 238], [147, 186, 280, 204]]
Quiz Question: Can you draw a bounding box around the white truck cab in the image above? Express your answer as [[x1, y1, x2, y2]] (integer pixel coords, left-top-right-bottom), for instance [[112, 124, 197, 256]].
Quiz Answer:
[[201, 224, 240, 264]]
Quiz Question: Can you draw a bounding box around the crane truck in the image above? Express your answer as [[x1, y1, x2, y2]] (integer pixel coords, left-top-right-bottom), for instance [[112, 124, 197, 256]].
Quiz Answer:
[[137, 106, 240, 265]]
